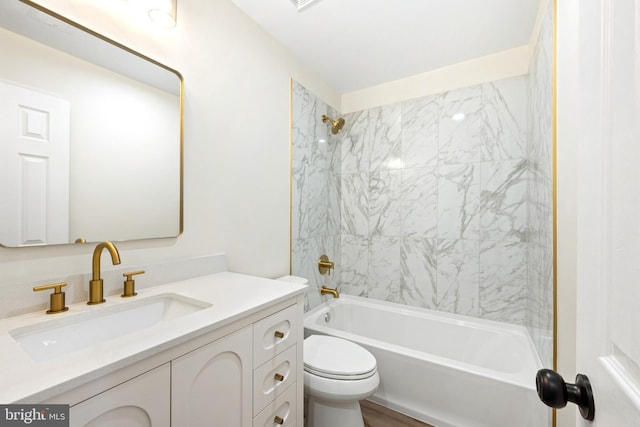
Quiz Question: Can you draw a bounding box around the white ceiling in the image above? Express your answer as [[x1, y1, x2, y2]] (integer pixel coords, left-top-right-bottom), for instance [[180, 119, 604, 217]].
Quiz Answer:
[[230, 0, 541, 93]]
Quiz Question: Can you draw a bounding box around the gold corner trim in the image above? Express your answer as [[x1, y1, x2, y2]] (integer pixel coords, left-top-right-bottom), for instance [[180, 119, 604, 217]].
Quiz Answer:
[[289, 77, 293, 276], [552, 0, 558, 372], [178, 71, 185, 238], [552, 0, 558, 425]]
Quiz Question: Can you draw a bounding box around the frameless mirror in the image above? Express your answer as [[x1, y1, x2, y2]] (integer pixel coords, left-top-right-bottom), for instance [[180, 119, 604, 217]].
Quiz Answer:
[[0, 0, 183, 247]]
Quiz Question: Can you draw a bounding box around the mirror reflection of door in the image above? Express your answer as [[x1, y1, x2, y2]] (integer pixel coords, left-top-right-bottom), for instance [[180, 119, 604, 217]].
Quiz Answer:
[[0, 80, 70, 246]]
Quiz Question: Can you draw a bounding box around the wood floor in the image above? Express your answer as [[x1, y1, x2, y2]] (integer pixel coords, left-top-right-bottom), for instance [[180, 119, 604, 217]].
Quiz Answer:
[[361, 400, 434, 427]]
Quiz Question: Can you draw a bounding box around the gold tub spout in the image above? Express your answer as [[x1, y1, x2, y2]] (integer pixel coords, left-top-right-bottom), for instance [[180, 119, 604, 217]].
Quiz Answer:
[[88, 241, 121, 305], [320, 286, 339, 298]]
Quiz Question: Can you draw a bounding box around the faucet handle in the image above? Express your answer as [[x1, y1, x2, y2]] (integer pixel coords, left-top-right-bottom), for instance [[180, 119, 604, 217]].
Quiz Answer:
[[33, 282, 69, 314], [122, 270, 145, 298], [318, 255, 335, 275]]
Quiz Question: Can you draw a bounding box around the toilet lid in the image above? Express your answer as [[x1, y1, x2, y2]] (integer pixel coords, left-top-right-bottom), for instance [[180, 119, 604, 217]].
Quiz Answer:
[[304, 335, 376, 379]]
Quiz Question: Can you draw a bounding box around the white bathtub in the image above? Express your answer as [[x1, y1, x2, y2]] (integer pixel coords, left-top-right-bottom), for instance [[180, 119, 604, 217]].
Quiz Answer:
[[304, 295, 550, 427]]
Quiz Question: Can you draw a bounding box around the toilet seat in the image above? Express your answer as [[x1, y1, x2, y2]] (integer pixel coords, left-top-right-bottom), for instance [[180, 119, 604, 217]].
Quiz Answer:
[[304, 335, 377, 380]]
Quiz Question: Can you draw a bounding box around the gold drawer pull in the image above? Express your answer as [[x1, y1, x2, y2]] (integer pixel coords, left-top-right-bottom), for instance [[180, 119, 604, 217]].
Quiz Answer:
[[274, 373, 285, 382], [274, 330, 285, 339], [274, 415, 284, 425]]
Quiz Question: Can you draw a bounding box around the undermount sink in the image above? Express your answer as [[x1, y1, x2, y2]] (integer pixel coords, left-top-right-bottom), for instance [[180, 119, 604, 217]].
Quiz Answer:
[[10, 293, 212, 362]]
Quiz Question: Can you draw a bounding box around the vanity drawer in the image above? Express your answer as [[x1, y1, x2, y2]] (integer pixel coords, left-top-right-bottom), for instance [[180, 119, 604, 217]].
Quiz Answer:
[[253, 383, 297, 427], [253, 344, 297, 415], [253, 304, 297, 366]]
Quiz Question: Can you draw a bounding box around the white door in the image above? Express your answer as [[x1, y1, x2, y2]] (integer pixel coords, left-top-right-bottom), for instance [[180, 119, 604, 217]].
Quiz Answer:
[[0, 80, 70, 246], [573, 0, 640, 425]]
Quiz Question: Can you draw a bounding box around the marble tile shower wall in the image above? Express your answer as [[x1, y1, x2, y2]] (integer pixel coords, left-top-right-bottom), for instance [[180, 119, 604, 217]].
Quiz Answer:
[[339, 77, 530, 325], [291, 81, 342, 311], [526, 0, 554, 367]]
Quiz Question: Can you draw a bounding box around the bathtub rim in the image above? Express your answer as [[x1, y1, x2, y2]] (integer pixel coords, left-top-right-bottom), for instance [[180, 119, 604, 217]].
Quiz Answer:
[[304, 294, 543, 391]]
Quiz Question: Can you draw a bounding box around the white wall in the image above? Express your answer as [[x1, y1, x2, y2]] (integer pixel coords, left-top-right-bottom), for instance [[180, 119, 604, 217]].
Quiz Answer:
[[0, 0, 339, 319], [341, 46, 530, 113]]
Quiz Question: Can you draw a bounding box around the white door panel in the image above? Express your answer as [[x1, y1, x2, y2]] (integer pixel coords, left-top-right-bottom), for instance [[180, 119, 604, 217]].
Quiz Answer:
[[0, 80, 70, 246], [573, 0, 640, 424]]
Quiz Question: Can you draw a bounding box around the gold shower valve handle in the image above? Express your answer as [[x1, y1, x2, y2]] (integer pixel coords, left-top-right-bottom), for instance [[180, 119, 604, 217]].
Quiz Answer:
[[122, 270, 145, 298], [318, 255, 334, 275], [33, 282, 69, 314]]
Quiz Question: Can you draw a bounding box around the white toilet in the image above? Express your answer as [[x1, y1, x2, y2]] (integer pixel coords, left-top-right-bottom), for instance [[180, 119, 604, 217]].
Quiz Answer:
[[304, 335, 380, 427]]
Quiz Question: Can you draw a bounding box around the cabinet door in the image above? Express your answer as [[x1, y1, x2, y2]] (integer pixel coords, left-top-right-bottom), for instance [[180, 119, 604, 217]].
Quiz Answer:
[[172, 326, 253, 427], [69, 364, 170, 427]]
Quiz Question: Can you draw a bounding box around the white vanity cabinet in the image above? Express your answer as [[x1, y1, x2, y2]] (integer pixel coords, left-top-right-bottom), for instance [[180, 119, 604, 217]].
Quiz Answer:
[[171, 325, 253, 426], [42, 297, 304, 427], [69, 364, 170, 427], [171, 304, 301, 427]]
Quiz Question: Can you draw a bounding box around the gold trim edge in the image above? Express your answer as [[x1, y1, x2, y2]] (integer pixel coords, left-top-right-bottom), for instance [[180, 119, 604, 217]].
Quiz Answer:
[[552, 0, 558, 425], [289, 78, 293, 276]]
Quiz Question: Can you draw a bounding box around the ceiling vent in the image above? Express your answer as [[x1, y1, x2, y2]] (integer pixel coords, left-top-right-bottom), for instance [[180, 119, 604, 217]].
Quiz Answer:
[[289, 0, 319, 11]]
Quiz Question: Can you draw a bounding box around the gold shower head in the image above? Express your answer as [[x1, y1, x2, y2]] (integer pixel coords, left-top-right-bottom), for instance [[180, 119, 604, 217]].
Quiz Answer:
[[321, 114, 345, 135]]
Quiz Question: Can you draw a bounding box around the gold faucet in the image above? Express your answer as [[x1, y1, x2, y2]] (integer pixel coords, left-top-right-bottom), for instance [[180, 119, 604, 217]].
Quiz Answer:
[[88, 241, 121, 305], [320, 286, 339, 298]]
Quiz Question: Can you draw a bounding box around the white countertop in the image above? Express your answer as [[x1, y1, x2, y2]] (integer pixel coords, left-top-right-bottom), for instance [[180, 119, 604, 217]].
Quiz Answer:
[[0, 272, 306, 403]]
